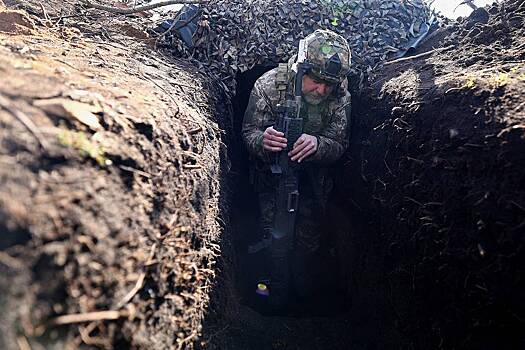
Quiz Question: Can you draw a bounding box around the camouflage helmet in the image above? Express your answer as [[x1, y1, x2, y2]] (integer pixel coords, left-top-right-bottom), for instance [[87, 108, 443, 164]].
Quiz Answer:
[[303, 29, 351, 84]]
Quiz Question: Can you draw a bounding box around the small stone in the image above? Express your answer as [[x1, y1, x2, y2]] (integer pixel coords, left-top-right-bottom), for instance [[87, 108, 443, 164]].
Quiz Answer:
[[55, 66, 70, 76]]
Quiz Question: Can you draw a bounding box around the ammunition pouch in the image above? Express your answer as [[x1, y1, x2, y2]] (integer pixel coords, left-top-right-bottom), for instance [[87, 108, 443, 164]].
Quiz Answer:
[[275, 63, 290, 103]]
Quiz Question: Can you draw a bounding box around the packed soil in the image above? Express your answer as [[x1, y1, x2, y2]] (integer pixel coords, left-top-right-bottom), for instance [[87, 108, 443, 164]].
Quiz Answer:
[[0, 2, 356, 349], [337, 0, 525, 348], [0, 1, 230, 349]]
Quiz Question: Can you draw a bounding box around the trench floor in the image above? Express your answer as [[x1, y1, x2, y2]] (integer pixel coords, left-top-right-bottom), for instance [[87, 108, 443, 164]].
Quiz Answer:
[[210, 304, 361, 350]]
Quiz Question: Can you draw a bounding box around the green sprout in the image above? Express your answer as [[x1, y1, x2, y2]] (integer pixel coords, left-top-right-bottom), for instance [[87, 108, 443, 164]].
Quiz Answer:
[[463, 75, 477, 89], [491, 72, 510, 88], [57, 130, 110, 166]]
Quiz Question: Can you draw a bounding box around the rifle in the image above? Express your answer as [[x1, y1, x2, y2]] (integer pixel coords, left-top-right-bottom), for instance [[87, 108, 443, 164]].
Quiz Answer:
[[253, 39, 312, 310]]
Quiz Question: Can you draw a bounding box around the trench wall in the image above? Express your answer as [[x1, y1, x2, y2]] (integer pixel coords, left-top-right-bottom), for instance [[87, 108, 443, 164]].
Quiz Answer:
[[0, 23, 230, 349], [2, 1, 525, 349], [336, 50, 525, 349]]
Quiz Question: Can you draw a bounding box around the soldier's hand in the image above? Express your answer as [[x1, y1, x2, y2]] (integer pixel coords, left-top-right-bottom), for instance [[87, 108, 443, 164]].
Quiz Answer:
[[289, 134, 318, 162], [262, 126, 287, 152]]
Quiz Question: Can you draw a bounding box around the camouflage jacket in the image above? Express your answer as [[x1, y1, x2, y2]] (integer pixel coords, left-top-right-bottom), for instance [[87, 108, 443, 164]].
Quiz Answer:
[[242, 66, 351, 166]]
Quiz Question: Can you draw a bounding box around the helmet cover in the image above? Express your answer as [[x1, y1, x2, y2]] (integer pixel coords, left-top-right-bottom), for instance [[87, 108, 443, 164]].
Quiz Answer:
[[303, 29, 351, 84]]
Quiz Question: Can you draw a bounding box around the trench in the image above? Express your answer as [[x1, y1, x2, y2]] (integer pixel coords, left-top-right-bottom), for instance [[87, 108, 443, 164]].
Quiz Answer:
[[205, 66, 379, 350], [201, 49, 525, 348], [1, 1, 524, 347], [196, 9, 525, 348]]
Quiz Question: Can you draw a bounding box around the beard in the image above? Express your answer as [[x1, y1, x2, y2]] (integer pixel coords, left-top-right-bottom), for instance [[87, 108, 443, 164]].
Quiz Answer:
[[303, 91, 328, 105]]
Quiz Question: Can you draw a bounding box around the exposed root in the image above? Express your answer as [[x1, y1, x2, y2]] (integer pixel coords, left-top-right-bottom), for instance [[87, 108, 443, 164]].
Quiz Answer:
[[50, 310, 128, 326]]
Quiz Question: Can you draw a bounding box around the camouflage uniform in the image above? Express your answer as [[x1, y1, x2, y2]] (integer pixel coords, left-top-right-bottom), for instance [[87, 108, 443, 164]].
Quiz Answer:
[[242, 28, 352, 300], [242, 62, 351, 293]]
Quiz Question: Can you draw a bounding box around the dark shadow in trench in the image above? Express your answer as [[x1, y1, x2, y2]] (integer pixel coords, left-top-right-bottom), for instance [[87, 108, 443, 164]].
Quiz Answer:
[[198, 67, 385, 350], [230, 66, 349, 317]]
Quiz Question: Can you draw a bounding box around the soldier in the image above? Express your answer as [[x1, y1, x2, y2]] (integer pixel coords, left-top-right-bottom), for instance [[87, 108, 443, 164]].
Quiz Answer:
[[242, 29, 352, 304]]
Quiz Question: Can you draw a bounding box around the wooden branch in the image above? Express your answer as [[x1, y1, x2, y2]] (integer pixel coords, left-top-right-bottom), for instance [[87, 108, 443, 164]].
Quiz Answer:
[[118, 165, 153, 179], [384, 45, 454, 66], [0, 251, 25, 270], [177, 331, 198, 350], [115, 244, 157, 309], [80, 0, 209, 15], [16, 336, 32, 350], [454, 0, 478, 13]]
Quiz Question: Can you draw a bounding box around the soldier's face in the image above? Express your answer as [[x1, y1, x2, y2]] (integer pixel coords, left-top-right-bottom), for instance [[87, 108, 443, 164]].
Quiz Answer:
[[302, 75, 334, 105]]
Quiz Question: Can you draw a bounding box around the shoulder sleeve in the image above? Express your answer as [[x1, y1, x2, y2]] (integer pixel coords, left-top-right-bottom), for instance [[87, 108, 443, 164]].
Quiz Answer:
[[241, 73, 278, 161], [308, 91, 351, 164]]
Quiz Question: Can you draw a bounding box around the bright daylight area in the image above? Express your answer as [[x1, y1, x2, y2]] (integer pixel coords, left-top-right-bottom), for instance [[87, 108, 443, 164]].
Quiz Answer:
[[429, 0, 499, 18]]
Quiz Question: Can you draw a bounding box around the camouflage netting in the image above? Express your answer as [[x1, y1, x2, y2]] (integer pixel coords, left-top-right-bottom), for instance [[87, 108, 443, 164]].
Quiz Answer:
[[158, 0, 435, 96]]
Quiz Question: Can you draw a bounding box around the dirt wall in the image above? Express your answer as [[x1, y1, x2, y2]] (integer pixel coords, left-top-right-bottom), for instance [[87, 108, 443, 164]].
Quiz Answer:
[[2, 1, 525, 349], [338, 1, 525, 348], [0, 12, 227, 349]]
